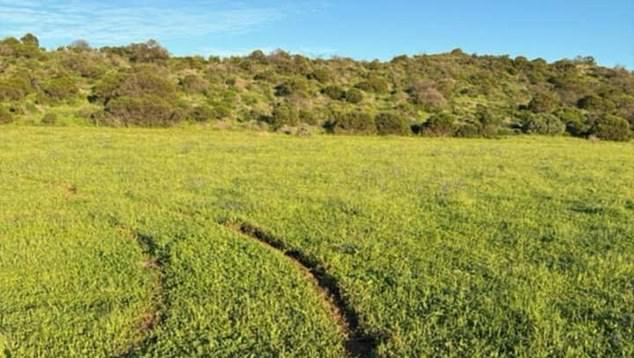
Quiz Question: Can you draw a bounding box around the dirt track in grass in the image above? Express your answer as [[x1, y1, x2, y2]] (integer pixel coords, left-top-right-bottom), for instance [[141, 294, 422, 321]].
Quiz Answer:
[[221, 218, 379, 357]]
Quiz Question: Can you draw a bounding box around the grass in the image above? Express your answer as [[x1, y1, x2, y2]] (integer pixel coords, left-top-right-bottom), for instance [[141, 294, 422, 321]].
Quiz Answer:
[[0, 127, 632, 356]]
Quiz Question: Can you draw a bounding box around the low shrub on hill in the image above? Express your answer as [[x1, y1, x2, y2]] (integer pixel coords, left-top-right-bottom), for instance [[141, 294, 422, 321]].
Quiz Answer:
[[423, 112, 457, 136], [519, 112, 565, 135], [375, 112, 410, 135], [0, 106, 13, 124], [325, 111, 376, 134], [591, 114, 631, 141], [104, 95, 184, 127]]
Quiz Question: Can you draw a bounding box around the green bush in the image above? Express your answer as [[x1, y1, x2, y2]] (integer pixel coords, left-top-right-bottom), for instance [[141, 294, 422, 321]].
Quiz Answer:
[[0, 106, 13, 124], [41, 113, 58, 125], [407, 81, 446, 109], [118, 66, 177, 98], [455, 122, 481, 138], [322, 86, 346, 101], [90, 71, 125, 104], [213, 104, 233, 120], [475, 105, 502, 137], [556, 107, 589, 137], [274, 79, 309, 98], [527, 92, 558, 113], [20, 33, 39, 48], [0, 74, 33, 101], [519, 112, 565, 135], [274, 83, 293, 97], [591, 114, 631, 141], [188, 105, 215, 122], [91, 66, 182, 127], [269, 103, 300, 129], [104, 95, 184, 127], [577, 95, 616, 113], [423, 112, 457, 136], [127, 40, 170, 63], [345, 88, 364, 104], [451, 110, 498, 138], [299, 109, 322, 126], [60, 52, 106, 79], [15, 33, 41, 58], [308, 68, 331, 83], [325, 111, 376, 134], [41, 75, 79, 101], [180, 74, 209, 93], [375, 112, 410, 135], [254, 71, 276, 83], [356, 76, 389, 94]]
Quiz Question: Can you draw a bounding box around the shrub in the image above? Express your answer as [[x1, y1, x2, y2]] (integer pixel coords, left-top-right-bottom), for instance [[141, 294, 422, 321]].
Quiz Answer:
[[345, 88, 364, 104], [325, 111, 376, 134], [591, 114, 631, 141], [556, 107, 589, 136], [307, 68, 331, 83], [91, 66, 179, 124], [407, 81, 447, 110], [455, 122, 481, 138], [0, 106, 13, 124], [322, 85, 346, 101], [104, 95, 184, 127], [59, 51, 105, 79], [475, 105, 502, 137], [299, 109, 322, 126], [188, 105, 215, 122], [0, 74, 33, 101], [20, 33, 39, 48], [274, 79, 309, 98], [356, 76, 389, 94], [274, 83, 293, 97], [41, 75, 79, 101], [15, 33, 41, 58], [127, 40, 170, 63], [527, 92, 558, 113], [117, 66, 177, 98], [213, 104, 233, 120], [180, 74, 209, 93], [423, 112, 457, 136], [254, 71, 276, 82], [519, 112, 565, 135], [375, 112, 410, 135], [577, 95, 616, 112], [41, 113, 57, 125], [90, 71, 125, 104], [269, 103, 300, 129]]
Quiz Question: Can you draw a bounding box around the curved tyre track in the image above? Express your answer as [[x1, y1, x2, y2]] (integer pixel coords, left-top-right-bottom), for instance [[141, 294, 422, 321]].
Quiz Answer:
[[220, 218, 379, 357], [117, 226, 168, 357]]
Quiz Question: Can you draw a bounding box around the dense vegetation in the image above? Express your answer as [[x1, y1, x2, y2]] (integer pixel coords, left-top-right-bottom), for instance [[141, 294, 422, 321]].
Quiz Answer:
[[1, 128, 632, 356], [1, 34, 633, 140]]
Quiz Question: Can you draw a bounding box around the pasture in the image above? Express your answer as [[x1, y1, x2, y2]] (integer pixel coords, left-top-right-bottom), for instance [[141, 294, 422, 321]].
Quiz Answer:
[[0, 127, 632, 356]]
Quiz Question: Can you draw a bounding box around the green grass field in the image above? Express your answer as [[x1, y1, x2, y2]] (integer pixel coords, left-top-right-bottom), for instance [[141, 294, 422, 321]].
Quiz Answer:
[[1, 127, 633, 357]]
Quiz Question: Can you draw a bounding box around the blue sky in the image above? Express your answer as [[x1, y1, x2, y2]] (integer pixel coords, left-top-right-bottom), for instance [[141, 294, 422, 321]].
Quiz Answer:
[[0, 0, 632, 67]]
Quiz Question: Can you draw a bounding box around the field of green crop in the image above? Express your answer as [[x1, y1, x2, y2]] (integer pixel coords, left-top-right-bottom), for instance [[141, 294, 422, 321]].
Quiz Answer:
[[1, 127, 633, 357]]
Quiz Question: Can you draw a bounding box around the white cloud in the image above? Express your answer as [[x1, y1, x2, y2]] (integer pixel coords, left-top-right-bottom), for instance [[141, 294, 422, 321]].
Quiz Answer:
[[0, 1, 285, 46]]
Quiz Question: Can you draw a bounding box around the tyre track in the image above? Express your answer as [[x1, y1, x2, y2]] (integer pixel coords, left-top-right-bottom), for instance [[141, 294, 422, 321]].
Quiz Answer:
[[220, 217, 379, 357], [116, 226, 168, 357]]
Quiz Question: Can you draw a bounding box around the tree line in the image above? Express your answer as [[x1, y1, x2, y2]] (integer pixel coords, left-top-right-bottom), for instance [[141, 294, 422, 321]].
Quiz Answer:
[[1, 34, 633, 141]]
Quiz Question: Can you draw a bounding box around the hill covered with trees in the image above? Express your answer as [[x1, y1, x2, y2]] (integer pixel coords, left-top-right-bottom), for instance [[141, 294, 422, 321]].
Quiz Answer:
[[1, 34, 633, 141]]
